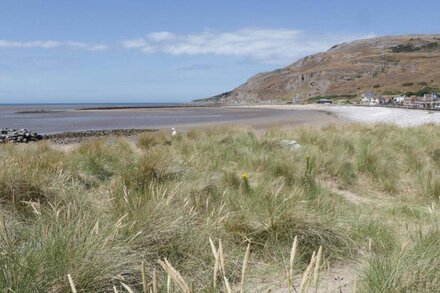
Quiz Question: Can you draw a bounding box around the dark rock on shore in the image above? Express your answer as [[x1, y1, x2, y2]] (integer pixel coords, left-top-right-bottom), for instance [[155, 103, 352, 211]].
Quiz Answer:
[[45, 129, 158, 144], [0, 128, 44, 143], [0, 128, 158, 144]]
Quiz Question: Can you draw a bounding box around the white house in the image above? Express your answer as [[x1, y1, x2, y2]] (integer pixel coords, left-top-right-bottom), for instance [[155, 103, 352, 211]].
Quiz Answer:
[[394, 96, 405, 105], [361, 92, 378, 105]]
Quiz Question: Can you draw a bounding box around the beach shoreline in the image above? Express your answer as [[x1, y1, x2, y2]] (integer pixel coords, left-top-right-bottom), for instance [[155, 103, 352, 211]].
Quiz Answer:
[[5, 104, 440, 144], [242, 104, 440, 126], [1, 105, 342, 136], [41, 107, 341, 143], [75, 103, 218, 111]]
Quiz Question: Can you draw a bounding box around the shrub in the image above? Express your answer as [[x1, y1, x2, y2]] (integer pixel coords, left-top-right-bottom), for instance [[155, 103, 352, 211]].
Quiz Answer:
[[0, 144, 66, 207], [390, 44, 420, 53], [359, 229, 440, 292], [118, 149, 174, 191], [138, 132, 171, 149], [0, 202, 132, 292], [69, 139, 127, 183]]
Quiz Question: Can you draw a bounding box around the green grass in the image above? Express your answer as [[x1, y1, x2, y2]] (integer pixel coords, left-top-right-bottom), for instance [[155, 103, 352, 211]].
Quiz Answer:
[[360, 229, 440, 292], [0, 124, 439, 292]]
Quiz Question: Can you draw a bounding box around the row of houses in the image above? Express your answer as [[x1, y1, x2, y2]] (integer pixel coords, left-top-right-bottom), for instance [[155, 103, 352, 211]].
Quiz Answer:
[[360, 92, 440, 109]]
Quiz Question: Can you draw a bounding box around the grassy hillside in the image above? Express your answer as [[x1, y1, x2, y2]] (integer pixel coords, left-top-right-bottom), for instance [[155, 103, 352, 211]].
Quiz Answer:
[[1, 125, 439, 292]]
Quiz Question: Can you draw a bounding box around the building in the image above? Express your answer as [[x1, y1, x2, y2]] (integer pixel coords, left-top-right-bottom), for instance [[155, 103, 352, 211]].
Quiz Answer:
[[403, 96, 416, 107], [317, 98, 332, 104], [361, 92, 378, 105], [292, 95, 301, 104], [394, 96, 405, 105]]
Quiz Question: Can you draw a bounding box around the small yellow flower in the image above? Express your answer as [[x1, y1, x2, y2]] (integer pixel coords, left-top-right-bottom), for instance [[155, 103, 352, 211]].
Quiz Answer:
[[241, 172, 251, 192]]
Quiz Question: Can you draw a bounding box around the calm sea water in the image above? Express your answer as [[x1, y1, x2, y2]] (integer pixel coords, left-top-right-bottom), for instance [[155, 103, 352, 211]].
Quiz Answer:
[[0, 103, 306, 134]]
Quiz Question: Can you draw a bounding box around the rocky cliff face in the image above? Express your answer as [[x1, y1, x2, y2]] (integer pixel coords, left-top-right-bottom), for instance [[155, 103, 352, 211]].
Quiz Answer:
[[205, 35, 440, 104]]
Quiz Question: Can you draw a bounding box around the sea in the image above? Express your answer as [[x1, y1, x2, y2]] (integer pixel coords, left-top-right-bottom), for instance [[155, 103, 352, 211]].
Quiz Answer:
[[0, 103, 291, 134]]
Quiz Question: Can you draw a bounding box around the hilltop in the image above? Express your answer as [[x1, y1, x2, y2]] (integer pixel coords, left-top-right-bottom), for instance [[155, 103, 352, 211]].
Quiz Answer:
[[200, 34, 440, 104]]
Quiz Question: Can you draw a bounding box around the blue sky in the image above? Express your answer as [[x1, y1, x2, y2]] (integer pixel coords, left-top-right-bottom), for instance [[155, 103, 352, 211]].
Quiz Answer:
[[1, 0, 439, 103]]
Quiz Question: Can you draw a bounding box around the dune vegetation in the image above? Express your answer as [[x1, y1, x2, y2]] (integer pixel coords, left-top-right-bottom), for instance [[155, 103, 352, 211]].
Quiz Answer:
[[0, 124, 439, 292]]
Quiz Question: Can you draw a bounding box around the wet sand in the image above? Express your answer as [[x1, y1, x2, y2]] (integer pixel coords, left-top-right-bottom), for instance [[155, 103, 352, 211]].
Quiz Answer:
[[0, 105, 342, 134]]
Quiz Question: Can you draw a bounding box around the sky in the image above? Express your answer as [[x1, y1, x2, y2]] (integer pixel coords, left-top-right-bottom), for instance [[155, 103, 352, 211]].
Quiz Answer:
[[0, 0, 440, 103]]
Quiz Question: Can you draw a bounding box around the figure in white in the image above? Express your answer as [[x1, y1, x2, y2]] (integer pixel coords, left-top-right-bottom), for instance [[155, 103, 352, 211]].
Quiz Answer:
[[171, 128, 177, 136]]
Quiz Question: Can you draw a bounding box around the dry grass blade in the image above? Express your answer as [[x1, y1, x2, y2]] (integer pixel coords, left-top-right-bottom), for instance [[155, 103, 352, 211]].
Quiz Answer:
[[209, 237, 218, 259], [218, 239, 226, 275], [299, 251, 316, 293], [121, 282, 135, 293], [209, 237, 220, 288], [67, 274, 77, 293], [216, 239, 233, 293], [223, 276, 233, 293], [218, 239, 230, 293], [152, 268, 158, 293], [312, 245, 323, 290], [141, 261, 148, 293], [158, 258, 191, 293], [240, 242, 251, 293], [113, 285, 119, 293], [288, 236, 298, 292], [167, 274, 171, 293]]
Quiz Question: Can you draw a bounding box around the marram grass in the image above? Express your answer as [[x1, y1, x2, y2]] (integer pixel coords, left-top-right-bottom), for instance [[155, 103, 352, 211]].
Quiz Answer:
[[0, 124, 439, 292]]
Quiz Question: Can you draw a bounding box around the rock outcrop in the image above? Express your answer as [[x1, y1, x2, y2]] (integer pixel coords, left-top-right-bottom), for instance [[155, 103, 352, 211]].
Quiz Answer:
[[0, 128, 44, 143]]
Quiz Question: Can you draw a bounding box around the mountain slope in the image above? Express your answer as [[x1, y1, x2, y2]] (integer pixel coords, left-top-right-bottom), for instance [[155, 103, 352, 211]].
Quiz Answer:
[[205, 34, 440, 104]]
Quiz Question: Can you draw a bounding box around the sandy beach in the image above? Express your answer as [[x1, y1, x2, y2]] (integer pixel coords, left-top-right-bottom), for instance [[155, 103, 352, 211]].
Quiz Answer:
[[245, 104, 440, 126], [4, 104, 439, 143]]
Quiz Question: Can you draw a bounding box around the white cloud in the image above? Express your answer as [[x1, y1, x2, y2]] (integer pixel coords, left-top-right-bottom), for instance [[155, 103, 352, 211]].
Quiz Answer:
[[63, 41, 108, 51], [122, 28, 376, 64], [0, 40, 108, 51], [0, 40, 60, 48], [0, 29, 376, 63], [121, 38, 148, 49], [121, 32, 176, 51], [140, 45, 156, 53], [147, 32, 176, 42]]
